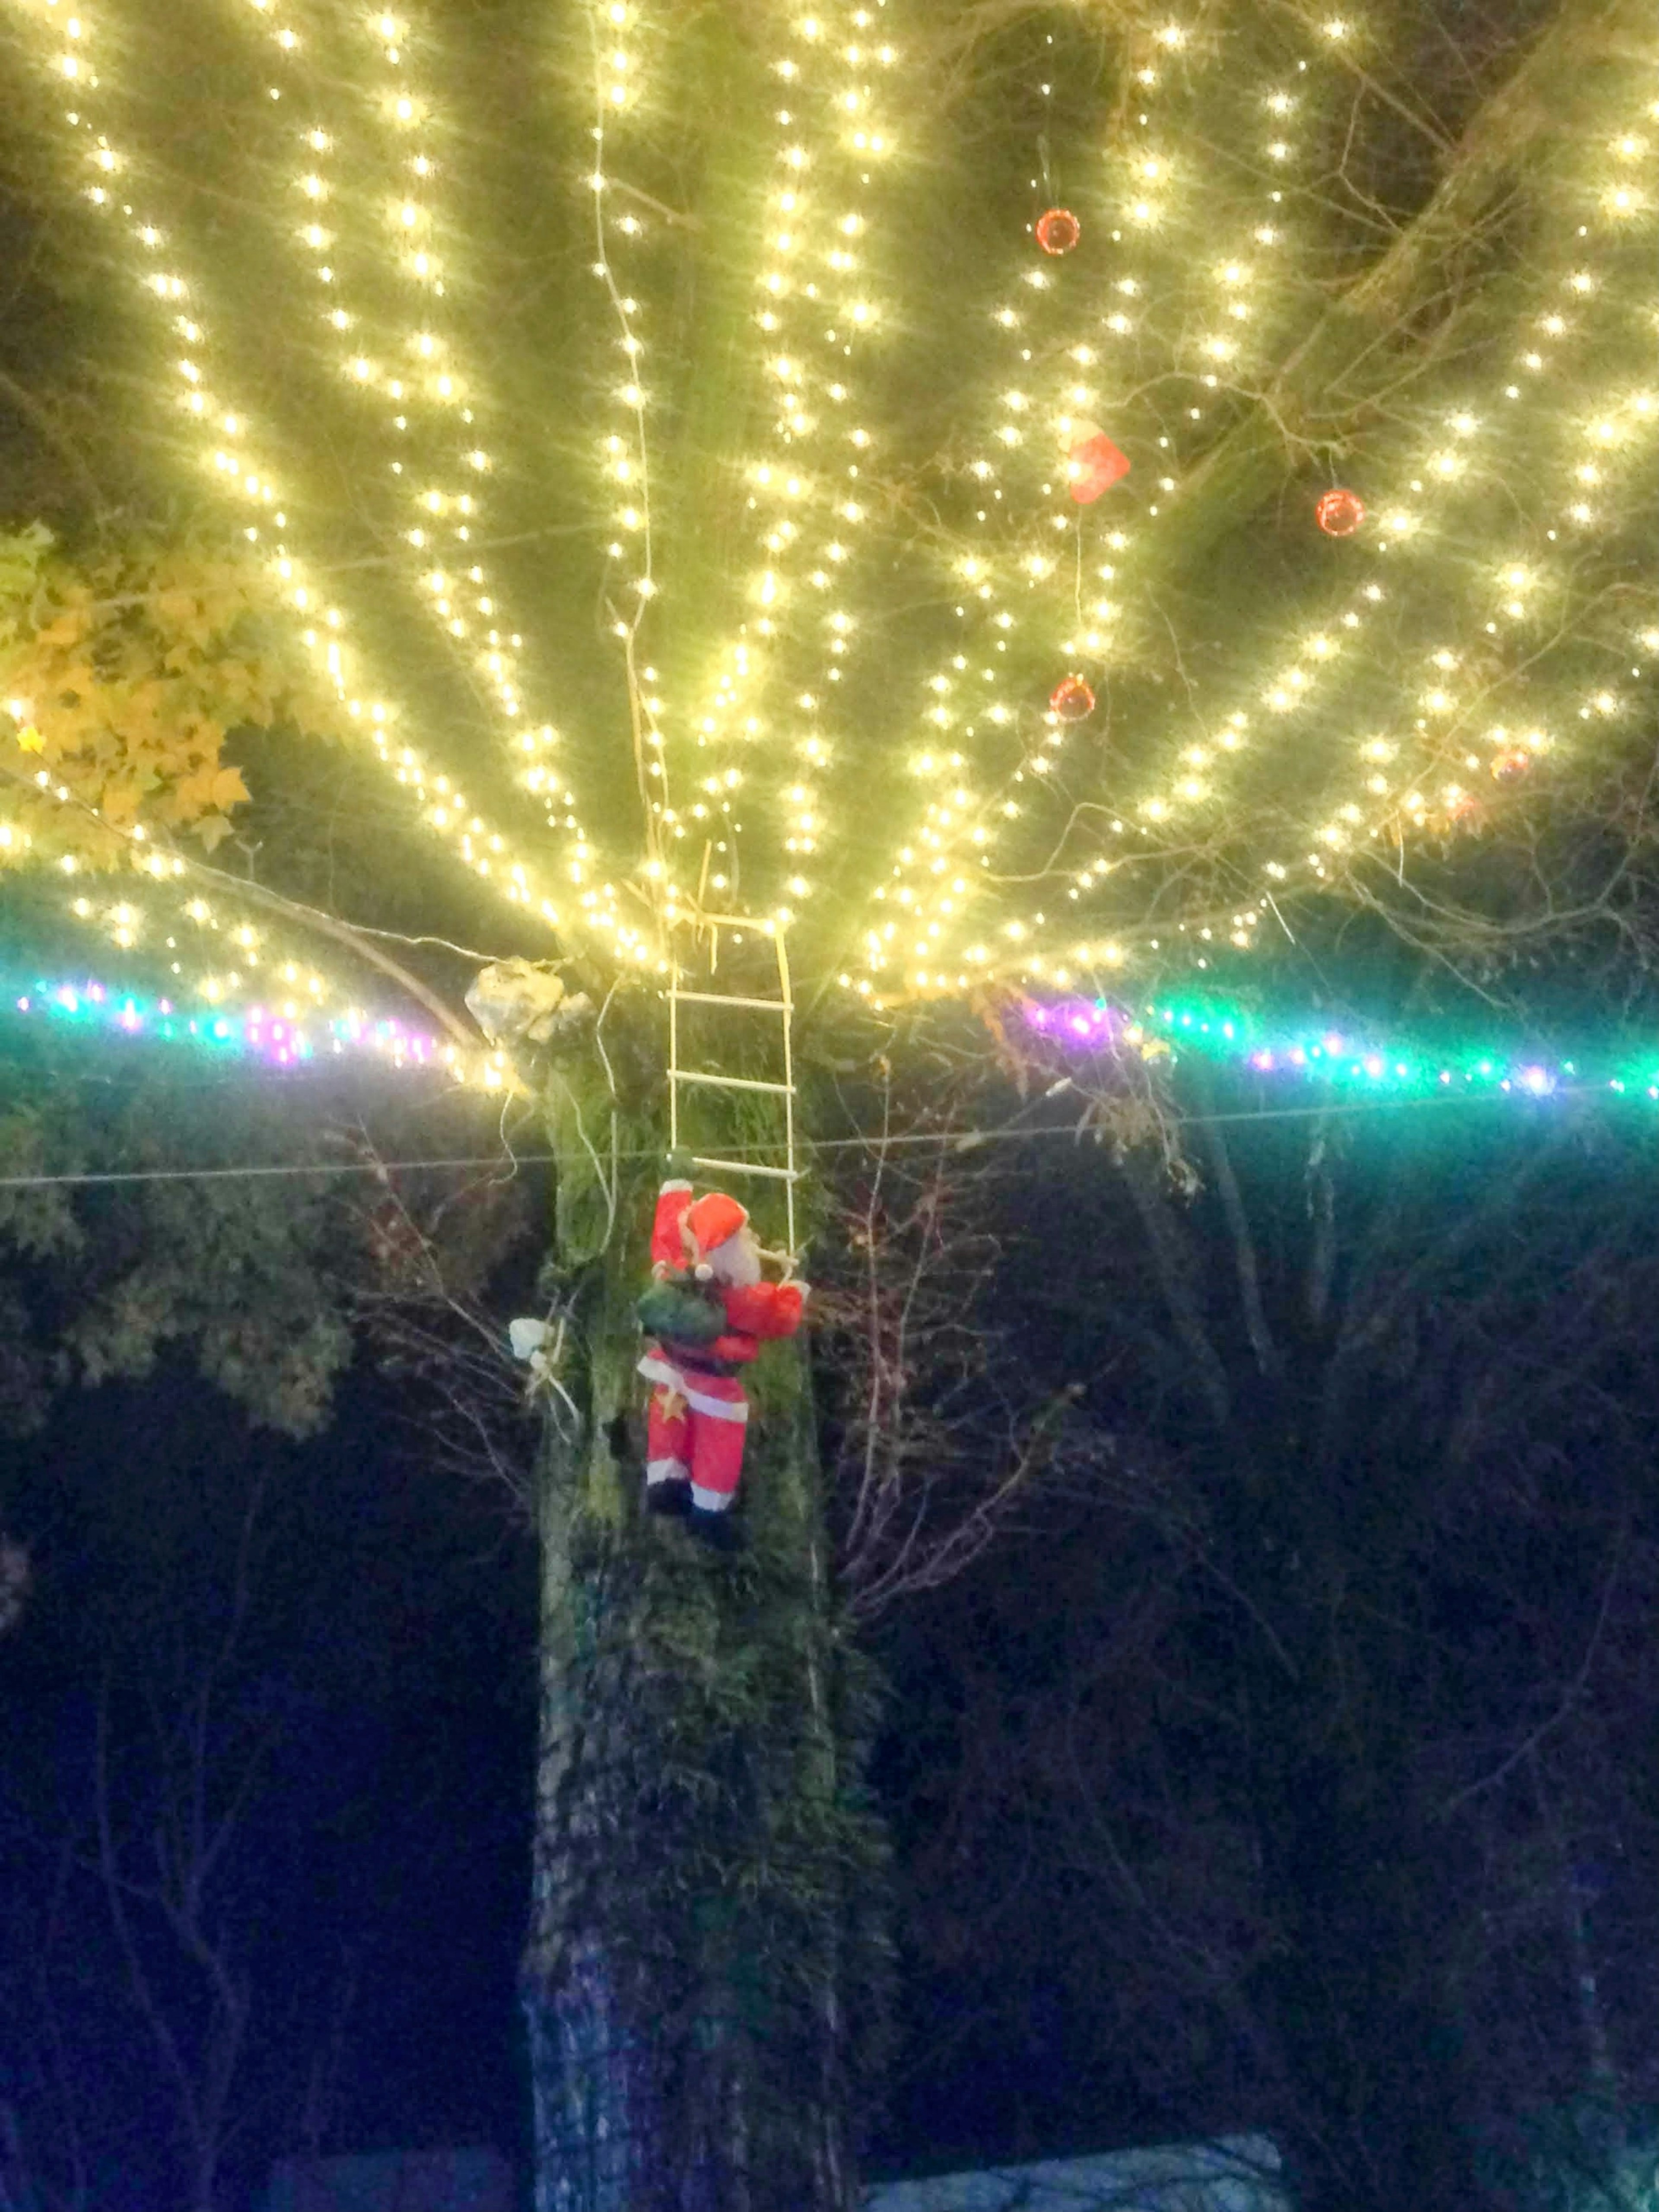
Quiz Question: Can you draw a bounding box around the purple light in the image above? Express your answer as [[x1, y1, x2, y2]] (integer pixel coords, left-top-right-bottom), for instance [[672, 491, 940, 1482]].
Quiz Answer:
[[1519, 1065, 1552, 1096], [1251, 1049, 1274, 1071], [1364, 1055, 1383, 1078], [1070, 1015, 1092, 1037]]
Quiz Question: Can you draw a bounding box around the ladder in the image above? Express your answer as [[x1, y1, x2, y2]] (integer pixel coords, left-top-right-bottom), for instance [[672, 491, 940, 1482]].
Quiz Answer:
[[667, 915, 800, 1262]]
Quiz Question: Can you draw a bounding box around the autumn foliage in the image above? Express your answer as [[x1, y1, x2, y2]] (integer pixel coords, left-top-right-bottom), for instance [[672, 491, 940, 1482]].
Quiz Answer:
[[0, 524, 354, 867]]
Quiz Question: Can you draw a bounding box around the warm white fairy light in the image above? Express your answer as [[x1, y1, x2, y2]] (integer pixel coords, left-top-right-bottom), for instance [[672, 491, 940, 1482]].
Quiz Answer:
[[1016, 73, 1659, 976], [582, 0, 680, 936], [0, 0, 635, 963], [11, 766, 505, 1081], [1259, 115, 1659, 894], [859, 15, 1217, 993], [659, 0, 898, 929], [9, 0, 1659, 1010], [857, 18, 1659, 1001], [248, 6, 614, 929]]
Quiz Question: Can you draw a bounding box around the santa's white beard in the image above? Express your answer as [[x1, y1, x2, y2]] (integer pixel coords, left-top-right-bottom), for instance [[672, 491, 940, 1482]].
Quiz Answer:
[[706, 1227, 762, 1288]]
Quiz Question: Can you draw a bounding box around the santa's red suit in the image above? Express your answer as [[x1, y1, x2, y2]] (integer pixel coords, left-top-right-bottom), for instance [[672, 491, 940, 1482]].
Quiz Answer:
[[637, 1176, 805, 1517]]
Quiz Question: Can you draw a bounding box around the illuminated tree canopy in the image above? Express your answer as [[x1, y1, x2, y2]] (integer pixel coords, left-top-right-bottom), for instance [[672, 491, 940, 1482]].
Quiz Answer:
[[4, 10, 1659, 2206], [1, 0, 1655, 1045]]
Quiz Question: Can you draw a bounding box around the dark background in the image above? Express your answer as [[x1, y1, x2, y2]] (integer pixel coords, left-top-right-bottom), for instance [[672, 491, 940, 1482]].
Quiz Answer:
[[7, 1077, 1659, 2209]]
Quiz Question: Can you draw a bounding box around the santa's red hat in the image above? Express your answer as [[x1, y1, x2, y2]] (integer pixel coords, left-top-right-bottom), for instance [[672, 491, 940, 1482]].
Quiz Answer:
[[681, 1191, 748, 1265]]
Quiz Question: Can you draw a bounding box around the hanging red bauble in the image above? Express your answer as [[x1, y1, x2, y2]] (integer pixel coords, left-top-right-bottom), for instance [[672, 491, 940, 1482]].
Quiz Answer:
[[1490, 746, 1532, 784], [1049, 675, 1095, 721], [1315, 487, 1366, 537], [1035, 207, 1081, 256], [1065, 421, 1131, 504]]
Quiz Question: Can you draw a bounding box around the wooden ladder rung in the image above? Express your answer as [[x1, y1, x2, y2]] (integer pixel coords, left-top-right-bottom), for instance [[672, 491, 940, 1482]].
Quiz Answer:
[[691, 1155, 799, 1183], [672, 1070, 795, 1096], [668, 917, 801, 1257], [670, 990, 791, 1013]]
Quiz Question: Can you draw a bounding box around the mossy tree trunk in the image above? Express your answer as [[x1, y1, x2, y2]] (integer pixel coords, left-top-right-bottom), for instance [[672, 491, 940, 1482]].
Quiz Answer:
[[520, 1014, 885, 2212]]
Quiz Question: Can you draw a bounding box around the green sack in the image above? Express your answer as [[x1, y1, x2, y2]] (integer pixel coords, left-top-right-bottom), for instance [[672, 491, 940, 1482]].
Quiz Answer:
[[637, 1276, 725, 1346]]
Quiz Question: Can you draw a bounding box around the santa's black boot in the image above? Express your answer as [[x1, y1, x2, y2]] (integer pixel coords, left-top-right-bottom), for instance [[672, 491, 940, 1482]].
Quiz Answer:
[[689, 1504, 746, 1554], [645, 1478, 692, 1519]]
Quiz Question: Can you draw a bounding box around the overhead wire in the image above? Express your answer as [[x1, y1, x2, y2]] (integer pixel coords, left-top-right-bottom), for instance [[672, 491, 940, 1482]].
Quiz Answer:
[[0, 1077, 1609, 1193]]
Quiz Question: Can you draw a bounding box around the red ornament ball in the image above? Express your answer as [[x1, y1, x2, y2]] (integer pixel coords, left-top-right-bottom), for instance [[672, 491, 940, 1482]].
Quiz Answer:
[[1490, 746, 1532, 784], [1035, 207, 1081, 256], [1316, 487, 1366, 537], [1066, 423, 1131, 504], [1049, 675, 1096, 721]]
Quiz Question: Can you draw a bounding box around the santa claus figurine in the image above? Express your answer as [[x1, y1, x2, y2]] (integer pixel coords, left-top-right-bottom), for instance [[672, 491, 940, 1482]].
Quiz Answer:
[[636, 1153, 807, 1550]]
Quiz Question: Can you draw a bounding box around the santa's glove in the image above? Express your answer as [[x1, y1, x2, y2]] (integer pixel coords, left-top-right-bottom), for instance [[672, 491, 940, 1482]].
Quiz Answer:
[[664, 1147, 696, 1184]]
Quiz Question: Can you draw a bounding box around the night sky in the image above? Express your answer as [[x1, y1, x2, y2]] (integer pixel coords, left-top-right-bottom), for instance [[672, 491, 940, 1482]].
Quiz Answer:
[[0, 1360, 539, 2206]]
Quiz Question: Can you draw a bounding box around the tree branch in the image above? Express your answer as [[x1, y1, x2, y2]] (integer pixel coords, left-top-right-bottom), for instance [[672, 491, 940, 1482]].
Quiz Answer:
[[179, 860, 480, 1053]]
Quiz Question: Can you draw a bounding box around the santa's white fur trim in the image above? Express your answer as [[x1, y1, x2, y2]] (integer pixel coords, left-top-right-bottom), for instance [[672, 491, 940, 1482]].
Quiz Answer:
[[637, 1355, 750, 1422]]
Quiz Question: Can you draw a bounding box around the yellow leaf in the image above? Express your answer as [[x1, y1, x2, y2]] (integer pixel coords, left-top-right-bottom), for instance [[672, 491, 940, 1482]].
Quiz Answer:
[[170, 767, 218, 817], [211, 765, 249, 811], [15, 725, 44, 753], [99, 779, 143, 825]]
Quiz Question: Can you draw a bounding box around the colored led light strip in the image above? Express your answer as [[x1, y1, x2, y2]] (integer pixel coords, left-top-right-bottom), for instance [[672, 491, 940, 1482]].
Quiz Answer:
[[2, 974, 499, 1082], [1026, 989, 1659, 1105]]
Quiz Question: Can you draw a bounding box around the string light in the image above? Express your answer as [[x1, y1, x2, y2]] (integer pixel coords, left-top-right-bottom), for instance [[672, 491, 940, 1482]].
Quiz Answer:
[[6, 0, 1658, 1024], [1027, 988, 1659, 1112], [3, 970, 504, 1082], [237, 0, 624, 943], [664, 0, 900, 931], [862, 17, 1659, 998], [5, 0, 589, 956]]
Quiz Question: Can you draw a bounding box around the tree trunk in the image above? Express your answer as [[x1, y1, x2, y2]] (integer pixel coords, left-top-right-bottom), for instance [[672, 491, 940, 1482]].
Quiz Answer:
[[520, 1035, 885, 2212], [1254, 1717, 1483, 2212]]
